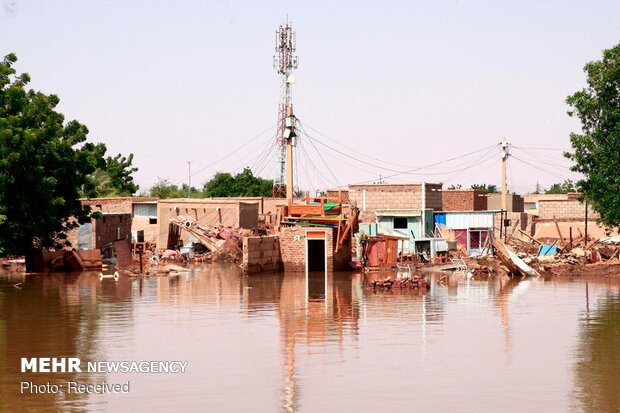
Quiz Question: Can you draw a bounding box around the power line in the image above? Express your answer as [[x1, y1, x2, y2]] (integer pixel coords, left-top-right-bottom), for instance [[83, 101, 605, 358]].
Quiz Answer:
[[168, 124, 276, 186], [297, 124, 343, 188], [511, 155, 573, 180]]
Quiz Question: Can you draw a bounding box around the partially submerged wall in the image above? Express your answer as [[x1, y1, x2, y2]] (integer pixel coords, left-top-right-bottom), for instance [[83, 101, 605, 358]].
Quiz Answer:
[[279, 227, 350, 273], [242, 236, 282, 274]]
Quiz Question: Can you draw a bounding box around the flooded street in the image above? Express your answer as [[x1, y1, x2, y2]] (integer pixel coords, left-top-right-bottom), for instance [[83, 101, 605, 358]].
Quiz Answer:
[[1, 267, 619, 413]]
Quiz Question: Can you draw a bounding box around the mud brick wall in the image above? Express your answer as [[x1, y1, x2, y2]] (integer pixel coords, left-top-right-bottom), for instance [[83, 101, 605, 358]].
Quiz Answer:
[[82, 198, 133, 213], [279, 227, 349, 273], [487, 193, 524, 212], [424, 184, 443, 210], [348, 183, 442, 212], [157, 200, 260, 248], [239, 203, 259, 229], [537, 199, 599, 220], [442, 190, 487, 211], [242, 236, 282, 274], [93, 214, 132, 249], [279, 227, 308, 272], [494, 212, 530, 238], [132, 216, 158, 243], [360, 211, 377, 223]]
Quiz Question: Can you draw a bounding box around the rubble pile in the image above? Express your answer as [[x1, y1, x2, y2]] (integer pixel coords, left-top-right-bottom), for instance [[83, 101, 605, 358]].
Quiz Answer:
[[365, 274, 429, 291], [474, 233, 620, 278], [169, 216, 248, 264]]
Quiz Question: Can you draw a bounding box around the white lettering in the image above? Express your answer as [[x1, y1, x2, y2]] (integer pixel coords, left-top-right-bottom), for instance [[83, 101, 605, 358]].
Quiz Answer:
[[39, 358, 51, 373], [68, 358, 82, 373], [21, 358, 37, 373]]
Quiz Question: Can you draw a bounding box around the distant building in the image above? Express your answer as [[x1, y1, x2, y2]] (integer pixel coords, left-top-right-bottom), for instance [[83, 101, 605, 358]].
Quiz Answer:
[[486, 193, 524, 212], [157, 199, 259, 249], [441, 189, 488, 211]]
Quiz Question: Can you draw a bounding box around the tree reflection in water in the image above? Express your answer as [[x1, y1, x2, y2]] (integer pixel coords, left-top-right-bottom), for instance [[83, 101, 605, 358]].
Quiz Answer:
[[574, 287, 620, 413]]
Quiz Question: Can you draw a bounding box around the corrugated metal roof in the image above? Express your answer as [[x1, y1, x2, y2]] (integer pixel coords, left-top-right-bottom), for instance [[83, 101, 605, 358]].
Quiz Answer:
[[444, 211, 495, 229]]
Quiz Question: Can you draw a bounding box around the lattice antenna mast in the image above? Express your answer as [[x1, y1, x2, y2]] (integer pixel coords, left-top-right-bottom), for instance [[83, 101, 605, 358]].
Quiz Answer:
[[272, 21, 298, 199]]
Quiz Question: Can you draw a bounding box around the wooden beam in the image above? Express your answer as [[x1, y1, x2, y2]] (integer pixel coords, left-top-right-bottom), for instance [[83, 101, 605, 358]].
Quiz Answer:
[[553, 215, 564, 244], [506, 219, 520, 243], [518, 229, 541, 245]]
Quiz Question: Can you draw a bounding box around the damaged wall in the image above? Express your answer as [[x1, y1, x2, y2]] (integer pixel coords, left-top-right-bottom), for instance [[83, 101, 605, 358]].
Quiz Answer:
[[157, 199, 259, 249], [93, 213, 132, 249]]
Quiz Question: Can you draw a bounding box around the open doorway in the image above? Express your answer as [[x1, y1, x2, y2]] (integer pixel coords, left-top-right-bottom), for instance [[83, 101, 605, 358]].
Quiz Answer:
[[307, 239, 326, 272], [305, 230, 327, 301]]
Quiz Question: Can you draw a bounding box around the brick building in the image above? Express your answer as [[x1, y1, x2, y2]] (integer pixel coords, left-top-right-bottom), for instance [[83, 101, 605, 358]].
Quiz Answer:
[[157, 199, 259, 249], [522, 193, 570, 215], [537, 197, 598, 221], [348, 183, 443, 216], [67, 197, 159, 249], [441, 189, 488, 211], [279, 227, 350, 273], [487, 193, 524, 212]]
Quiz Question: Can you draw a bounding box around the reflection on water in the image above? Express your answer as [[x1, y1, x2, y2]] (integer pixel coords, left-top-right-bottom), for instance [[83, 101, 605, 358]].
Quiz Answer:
[[574, 285, 620, 413], [0, 267, 619, 412]]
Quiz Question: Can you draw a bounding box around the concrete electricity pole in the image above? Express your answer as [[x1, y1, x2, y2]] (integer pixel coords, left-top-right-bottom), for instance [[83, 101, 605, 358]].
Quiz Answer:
[[187, 161, 193, 199], [500, 139, 509, 211]]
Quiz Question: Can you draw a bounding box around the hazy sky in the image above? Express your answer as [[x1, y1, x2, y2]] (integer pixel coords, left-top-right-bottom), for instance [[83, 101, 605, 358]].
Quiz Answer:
[[1, 0, 619, 194]]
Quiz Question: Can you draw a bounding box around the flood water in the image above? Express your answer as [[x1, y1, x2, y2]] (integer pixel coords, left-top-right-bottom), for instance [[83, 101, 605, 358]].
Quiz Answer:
[[1, 266, 619, 413]]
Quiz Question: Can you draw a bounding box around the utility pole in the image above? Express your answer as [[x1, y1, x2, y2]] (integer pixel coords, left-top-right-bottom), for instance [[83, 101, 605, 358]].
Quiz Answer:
[[500, 139, 509, 241], [187, 161, 192, 198], [273, 20, 298, 203], [500, 139, 509, 211]]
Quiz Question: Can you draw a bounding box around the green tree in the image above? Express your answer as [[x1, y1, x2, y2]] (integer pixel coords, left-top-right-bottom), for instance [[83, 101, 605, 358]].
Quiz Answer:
[[203, 167, 272, 197], [148, 178, 184, 199], [447, 184, 462, 190], [545, 179, 576, 194], [565, 42, 620, 228], [80, 147, 139, 198], [203, 172, 235, 197], [0, 53, 99, 254], [470, 184, 498, 193], [103, 153, 139, 196]]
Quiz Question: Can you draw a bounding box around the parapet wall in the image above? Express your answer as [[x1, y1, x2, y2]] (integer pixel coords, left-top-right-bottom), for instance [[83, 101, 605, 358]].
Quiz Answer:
[[537, 199, 599, 221]]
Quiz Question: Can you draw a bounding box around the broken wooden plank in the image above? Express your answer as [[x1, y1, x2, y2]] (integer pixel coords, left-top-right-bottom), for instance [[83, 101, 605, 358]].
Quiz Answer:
[[506, 219, 520, 244], [517, 229, 541, 245], [553, 216, 564, 244], [492, 236, 539, 277]]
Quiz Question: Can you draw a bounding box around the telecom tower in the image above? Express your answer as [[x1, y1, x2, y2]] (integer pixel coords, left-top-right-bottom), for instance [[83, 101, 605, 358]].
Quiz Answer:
[[272, 21, 298, 203]]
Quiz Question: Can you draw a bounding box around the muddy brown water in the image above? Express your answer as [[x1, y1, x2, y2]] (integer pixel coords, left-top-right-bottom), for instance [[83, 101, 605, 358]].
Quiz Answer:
[[1, 266, 619, 413]]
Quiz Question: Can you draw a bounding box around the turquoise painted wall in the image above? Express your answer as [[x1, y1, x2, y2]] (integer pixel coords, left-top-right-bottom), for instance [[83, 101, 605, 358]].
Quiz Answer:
[[377, 216, 420, 252]]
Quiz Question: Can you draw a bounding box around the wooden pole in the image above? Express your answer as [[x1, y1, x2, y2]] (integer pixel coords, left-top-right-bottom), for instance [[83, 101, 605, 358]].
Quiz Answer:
[[501, 139, 508, 211], [584, 199, 588, 242], [553, 215, 564, 244]]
